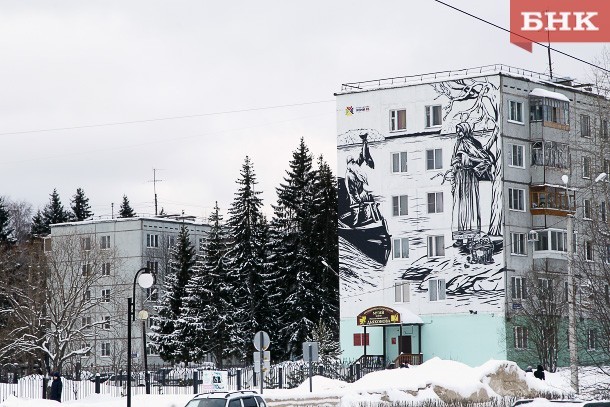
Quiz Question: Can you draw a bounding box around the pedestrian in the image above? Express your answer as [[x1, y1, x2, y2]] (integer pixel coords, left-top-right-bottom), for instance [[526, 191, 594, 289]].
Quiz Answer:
[[50, 371, 63, 402], [533, 365, 545, 380]]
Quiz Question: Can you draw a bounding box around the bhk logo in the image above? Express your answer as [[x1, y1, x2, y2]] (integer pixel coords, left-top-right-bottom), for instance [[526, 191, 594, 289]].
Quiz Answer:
[[510, 0, 610, 51]]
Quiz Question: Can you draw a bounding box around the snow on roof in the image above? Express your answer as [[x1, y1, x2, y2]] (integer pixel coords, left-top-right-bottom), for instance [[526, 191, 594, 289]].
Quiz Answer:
[[393, 305, 424, 324], [529, 88, 571, 102]]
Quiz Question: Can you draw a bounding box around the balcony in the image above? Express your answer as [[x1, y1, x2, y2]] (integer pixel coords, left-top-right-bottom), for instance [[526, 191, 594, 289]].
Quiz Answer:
[[530, 185, 575, 217]]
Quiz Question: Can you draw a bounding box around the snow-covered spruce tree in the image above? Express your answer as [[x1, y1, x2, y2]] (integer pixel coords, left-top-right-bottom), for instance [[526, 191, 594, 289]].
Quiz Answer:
[[270, 138, 320, 359], [0, 197, 13, 245], [311, 155, 339, 338], [71, 188, 93, 221], [225, 156, 275, 362], [30, 210, 47, 237], [181, 202, 231, 367], [118, 195, 136, 218], [40, 189, 71, 233], [150, 224, 196, 364]]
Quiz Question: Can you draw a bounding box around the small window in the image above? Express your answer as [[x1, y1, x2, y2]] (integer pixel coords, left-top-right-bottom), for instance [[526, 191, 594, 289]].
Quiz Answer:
[[605, 284, 609, 304], [538, 278, 553, 299], [167, 235, 176, 248], [147, 344, 159, 356], [390, 109, 407, 132], [146, 286, 158, 302], [583, 156, 591, 179], [101, 289, 111, 303], [100, 235, 111, 249], [81, 316, 91, 329], [392, 152, 408, 173], [353, 333, 370, 346], [580, 114, 591, 138], [508, 144, 525, 168], [511, 233, 526, 255], [103, 316, 110, 330], [146, 234, 159, 248], [509, 101, 524, 123], [242, 397, 258, 407], [101, 342, 111, 357], [425, 105, 442, 127], [393, 238, 409, 259], [601, 202, 607, 222], [508, 188, 525, 211], [602, 119, 608, 139], [84, 290, 91, 302], [43, 238, 52, 252], [394, 282, 410, 303], [427, 192, 443, 214], [426, 149, 443, 170], [146, 261, 159, 274], [101, 263, 111, 276], [511, 276, 526, 300], [585, 240, 593, 261], [427, 235, 445, 257], [514, 326, 528, 349], [429, 279, 446, 301], [392, 195, 408, 216], [81, 264, 92, 277], [587, 329, 597, 350], [583, 199, 592, 220], [81, 237, 91, 251]]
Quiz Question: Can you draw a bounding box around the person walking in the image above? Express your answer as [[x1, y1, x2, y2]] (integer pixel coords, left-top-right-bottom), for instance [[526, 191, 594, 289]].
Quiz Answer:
[[50, 371, 63, 402], [533, 365, 545, 380]]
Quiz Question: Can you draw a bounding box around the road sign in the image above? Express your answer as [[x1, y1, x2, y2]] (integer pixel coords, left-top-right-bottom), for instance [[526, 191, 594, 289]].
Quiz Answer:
[[253, 351, 271, 373], [253, 331, 270, 351], [302, 342, 319, 362]]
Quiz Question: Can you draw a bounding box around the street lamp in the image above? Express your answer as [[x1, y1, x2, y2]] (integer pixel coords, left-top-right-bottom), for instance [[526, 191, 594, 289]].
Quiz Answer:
[[562, 172, 607, 394], [138, 310, 150, 394], [127, 267, 153, 407]]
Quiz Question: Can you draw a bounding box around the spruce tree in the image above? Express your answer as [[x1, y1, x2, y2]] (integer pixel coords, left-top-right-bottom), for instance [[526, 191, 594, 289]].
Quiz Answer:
[[181, 202, 231, 367], [225, 156, 274, 361], [30, 210, 47, 236], [71, 188, 93, 221], [150, 224, 196, 363], [118, 195, 136, 218], [34, 189, 71, 235], [0, 197, 13, 244], [270, 138, 320, 359]]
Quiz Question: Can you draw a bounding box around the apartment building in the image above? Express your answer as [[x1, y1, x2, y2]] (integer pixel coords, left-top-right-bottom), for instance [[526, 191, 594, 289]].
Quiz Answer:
[[336, 65, 609, 368], [47, 216, 209, 372]]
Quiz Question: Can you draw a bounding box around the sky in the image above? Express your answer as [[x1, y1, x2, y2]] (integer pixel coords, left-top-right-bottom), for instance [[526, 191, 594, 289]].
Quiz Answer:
[[0, 0, 608, 221]]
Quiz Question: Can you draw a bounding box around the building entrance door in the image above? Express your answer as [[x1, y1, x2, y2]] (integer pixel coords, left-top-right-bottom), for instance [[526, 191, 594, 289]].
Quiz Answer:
[[399, 335, 412, 354]]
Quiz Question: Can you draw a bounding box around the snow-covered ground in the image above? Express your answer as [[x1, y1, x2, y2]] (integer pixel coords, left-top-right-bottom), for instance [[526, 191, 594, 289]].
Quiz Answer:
[[2, 358, 609, 407]]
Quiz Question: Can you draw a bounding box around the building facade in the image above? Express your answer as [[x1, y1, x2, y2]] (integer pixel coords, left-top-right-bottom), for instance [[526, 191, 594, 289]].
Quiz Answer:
[[336, 65, 609, 368], [47, 216, 209, 373]]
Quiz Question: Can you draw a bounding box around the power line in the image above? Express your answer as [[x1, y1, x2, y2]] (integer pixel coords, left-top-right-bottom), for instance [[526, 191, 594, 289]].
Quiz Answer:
[[0, 99, 335, 137], [432, 0, 610, 74]]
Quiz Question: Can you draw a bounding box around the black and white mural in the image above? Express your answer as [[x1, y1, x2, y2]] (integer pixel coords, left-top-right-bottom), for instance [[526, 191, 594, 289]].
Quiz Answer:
[[338, 77, 505, 311]]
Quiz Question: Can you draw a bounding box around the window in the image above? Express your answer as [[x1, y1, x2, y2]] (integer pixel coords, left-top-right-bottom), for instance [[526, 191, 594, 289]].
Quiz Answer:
[[392, 152, 408, 173], [393, 238, 409, 259], [101, 263, 111, 276], [81, 316, 91, 329], [534, 230, 568, 252], [425, 105, 442, 127], [583, 156, 591, 179], [101, 289, 111, 303], [602, 202, 607, 222], [509, 101, 524, 123], [530, 100, 543, 121], [584, 199, 592, 220], [530, 97, 569, 126], [394, 282, 410, 303], [101, 342, 111, 357], [427, 192, 444, 214], [508, 188, 525, 211], [602, 119, 609, 139], [146, 286, 158, 302], [605, 285, 609, 304], [146, 261, 159, 274], [587, 329, 597, 350], [580, 114, 591, 137], [100, 235, 111, 249], [43, 238, 52, 252], [511, 233, 527, 255], [426, 149, 443, 170], [81, 237, 91, 251], [585, 240, 593, 261], [514, 326, 528, 349], [102, 316, 110, 330], [427, 235, 445, 257], [353, 333, 370, 346], [390, 109, 406, 131], [84, 290, 91, 302], [429, 279, 446, 301], [508, 144, 525, 168], [81, 264, 92, 277], [81, 344, 91, 357], [167, 236, 176, 248], [146, 234, 159, 248], [511, 276, 526, 300], [538, 278, 553, 300], [392, 195, 408, 216], [147, 344, 159, 356]]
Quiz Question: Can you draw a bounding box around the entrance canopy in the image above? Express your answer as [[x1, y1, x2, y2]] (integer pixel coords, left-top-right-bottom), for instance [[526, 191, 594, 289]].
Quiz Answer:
[[357, 305, 423, 326]]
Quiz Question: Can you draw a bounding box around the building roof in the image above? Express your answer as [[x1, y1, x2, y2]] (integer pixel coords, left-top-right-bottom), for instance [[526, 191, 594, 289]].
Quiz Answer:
[[50, 215, 209, 229]]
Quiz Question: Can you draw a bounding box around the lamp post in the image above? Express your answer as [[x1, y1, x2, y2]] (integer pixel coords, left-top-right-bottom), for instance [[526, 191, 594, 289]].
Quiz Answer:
[[138, 310, 150, 394], [127, 267, 153, 407]]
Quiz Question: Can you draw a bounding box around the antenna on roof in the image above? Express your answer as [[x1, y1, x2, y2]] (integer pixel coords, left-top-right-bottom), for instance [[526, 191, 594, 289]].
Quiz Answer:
[[147, 169, 164, 216], [547, 14, 553, 79]]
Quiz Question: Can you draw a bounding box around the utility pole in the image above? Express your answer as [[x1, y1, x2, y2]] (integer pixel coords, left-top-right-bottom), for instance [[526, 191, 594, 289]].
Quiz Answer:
[[148, 169, 164, 216]]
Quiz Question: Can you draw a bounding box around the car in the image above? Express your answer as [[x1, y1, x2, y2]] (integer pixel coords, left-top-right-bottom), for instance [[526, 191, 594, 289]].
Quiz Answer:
[[513, 400, 610, 407], [184, 390, 267, 407]]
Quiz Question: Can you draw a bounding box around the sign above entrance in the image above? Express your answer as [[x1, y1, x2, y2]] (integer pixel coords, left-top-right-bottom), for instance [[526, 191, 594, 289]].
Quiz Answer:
[[357, 306, 400, 326]]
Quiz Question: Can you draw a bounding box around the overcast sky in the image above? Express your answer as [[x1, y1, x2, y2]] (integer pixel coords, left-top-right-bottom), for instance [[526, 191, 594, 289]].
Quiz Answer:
[[0, 1, 606, 221]]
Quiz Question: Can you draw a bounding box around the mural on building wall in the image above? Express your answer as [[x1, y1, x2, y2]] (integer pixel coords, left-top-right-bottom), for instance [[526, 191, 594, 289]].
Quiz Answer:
[[338, 77, 505, 308]]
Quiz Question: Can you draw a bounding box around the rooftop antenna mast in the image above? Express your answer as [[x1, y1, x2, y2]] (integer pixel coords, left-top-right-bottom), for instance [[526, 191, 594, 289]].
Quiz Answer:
[[148, 169, 164, 216], [547, 12, 553, 79]]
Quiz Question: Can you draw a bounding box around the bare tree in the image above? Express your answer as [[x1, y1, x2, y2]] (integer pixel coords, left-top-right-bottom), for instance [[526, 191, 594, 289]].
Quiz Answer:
[[7, 199, 33, 244]]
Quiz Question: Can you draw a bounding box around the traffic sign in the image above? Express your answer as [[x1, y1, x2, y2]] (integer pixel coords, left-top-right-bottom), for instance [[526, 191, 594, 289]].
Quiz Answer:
[[253, 351, 271, 373], [303, 342, 319, 362], [253, 331, 270, 351]]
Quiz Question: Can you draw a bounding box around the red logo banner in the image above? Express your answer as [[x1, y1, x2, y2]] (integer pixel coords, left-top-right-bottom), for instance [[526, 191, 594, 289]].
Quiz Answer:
[[510, 0, 610, 52]]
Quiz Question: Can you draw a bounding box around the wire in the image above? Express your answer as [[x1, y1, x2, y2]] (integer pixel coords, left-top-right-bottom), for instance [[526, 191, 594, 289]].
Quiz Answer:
[[0, 99, 335, 137], [432, 0, 610, 74]]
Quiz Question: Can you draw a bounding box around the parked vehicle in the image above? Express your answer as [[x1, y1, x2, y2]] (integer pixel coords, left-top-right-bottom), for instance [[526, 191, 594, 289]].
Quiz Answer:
[[513, 400, 610, 407], [185, 390, 267, 407]]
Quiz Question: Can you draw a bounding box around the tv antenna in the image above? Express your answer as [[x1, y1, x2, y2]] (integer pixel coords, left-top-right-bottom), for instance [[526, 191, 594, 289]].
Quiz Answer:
[[148, 169, 164, 216]]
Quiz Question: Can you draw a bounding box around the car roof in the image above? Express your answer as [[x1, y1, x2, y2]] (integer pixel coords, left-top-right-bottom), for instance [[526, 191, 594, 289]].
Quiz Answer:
[[192, 390, 261, 400]]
